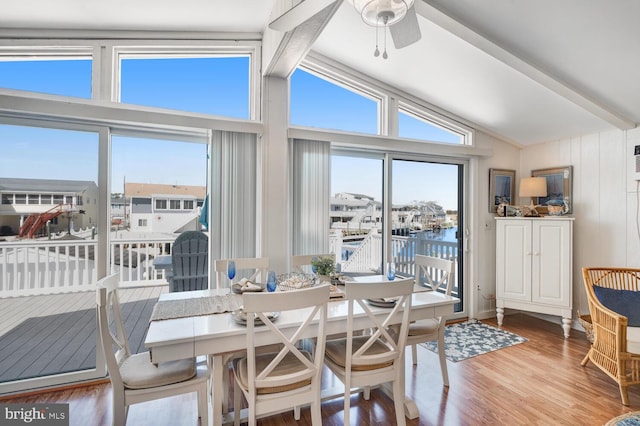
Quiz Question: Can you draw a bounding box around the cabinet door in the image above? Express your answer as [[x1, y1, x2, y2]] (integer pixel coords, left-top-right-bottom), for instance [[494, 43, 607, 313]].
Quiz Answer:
[[496, 219, 532, 301], [531, 220, 572, 307]]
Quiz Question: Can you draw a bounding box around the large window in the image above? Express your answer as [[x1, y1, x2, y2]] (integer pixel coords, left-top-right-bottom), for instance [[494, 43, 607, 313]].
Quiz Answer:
[[119, 55, 251, 119], [0, 53, 91, 98], [290, 69, 380, 134], [0, 122, 100, 391], [111, 134, 208, 233], [398, 109, 464, 144]]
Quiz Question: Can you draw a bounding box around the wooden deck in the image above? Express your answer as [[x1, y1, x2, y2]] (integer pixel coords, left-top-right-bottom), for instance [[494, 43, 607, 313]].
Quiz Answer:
[[0, 285, 167, 383]]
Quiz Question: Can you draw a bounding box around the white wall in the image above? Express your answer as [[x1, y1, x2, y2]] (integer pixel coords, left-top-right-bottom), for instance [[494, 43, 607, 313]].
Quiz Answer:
[[471, 126, 640, 324], [520, 127, 640, 319], [473, 131, 521, 319]]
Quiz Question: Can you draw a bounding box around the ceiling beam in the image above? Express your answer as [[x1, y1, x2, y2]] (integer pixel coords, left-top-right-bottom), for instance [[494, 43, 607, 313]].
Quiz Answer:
[[417, 1, 636, 130], [263, 0, 343, 78]]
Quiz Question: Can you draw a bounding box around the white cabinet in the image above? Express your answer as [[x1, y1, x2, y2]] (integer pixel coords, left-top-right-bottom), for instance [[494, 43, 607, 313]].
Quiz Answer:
[[495, 217, 573, 337]]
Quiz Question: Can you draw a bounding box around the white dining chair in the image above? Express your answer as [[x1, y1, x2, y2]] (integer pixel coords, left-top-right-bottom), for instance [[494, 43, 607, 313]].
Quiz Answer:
[[406, 254, 454, 385], [232, 285, 330, 426], [323, 277, 414, 426], [96, 274, 209, 426], [213, 257, 269, 289], [291, 253, 335, 274]]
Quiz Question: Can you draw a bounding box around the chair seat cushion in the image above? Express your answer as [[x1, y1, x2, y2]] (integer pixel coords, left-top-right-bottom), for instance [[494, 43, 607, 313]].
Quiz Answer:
[[120, 352, 196, 390], [234, 351, 313, 395], [593, 285, 640, 326], [628, 327, 640, 354], [407, 318, 440, 336], [325, 336, 393, 371]]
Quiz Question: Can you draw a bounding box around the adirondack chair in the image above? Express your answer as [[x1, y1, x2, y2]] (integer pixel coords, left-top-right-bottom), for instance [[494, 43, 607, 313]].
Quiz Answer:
[[170, 231, 209, 292]]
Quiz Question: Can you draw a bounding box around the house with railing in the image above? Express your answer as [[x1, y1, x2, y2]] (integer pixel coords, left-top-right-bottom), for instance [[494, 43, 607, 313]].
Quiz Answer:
[[0, 177, 98, 238]]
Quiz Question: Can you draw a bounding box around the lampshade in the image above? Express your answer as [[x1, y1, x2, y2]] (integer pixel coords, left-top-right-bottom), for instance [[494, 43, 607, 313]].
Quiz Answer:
[[519, 177, 547, 198], [353, 0, 415, 27]]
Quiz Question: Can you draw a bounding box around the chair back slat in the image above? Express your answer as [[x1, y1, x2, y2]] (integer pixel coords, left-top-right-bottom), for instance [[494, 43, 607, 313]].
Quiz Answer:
[[214, 257, 269, 288], [415, 254, 454, 295], [291, 253, 335, 274], [242, 285, 330, 392], [344, 278, 414, 368], [96, 274, 130, 388]]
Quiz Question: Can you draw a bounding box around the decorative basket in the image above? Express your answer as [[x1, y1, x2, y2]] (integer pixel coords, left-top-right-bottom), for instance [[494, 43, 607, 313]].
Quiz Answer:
[[276, 272, 315, 291], [578, 310, 594, 343]]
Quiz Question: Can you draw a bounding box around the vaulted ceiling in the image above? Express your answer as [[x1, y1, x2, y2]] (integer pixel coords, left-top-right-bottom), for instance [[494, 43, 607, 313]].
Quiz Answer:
[[2, 0, 638, 146]]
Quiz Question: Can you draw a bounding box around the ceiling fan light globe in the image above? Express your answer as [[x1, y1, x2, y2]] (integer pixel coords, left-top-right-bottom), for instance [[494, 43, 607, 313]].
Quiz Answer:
[[354, 0, 413, 27]]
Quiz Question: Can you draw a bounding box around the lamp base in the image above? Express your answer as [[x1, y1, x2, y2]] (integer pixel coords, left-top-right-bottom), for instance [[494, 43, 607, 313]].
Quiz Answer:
[[524, 202, 540, 217]]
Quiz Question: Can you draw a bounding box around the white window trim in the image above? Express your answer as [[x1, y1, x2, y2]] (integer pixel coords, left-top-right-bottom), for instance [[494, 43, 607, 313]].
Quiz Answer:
[[398, 101, 474, 145], [302, 52, 476, 145], [113, 43, 261, 120], [295, 61, 387, 135]]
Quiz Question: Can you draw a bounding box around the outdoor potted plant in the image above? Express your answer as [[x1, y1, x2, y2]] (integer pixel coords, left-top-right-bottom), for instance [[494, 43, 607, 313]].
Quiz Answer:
[[310, 255, 335, 284]]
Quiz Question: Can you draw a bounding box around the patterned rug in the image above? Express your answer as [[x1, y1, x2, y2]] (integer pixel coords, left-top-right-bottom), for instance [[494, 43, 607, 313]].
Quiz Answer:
[[421, 319, 528, 362], [605, 412, 640, 426]]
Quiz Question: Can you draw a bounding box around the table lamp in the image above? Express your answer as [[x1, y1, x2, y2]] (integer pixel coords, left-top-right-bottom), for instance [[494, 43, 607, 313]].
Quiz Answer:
[[519, 177, 547, 210]]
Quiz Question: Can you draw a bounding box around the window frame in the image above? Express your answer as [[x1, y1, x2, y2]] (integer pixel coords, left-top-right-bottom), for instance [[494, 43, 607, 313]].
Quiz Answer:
[[398, 101, 473, 145], [299, 54, 475, 146], [0, 46, 93, 98], [112, 44, 261, 121], [294, 62, 387, 135]]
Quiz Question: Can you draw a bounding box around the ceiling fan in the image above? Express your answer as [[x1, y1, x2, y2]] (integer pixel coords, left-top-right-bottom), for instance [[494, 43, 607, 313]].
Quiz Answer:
[[269, 0, 422, 56]]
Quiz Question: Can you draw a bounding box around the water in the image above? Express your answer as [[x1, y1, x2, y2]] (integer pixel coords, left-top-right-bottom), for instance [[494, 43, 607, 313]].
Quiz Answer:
[[414, 227, 458, 243], [340, 227, 458, 261]]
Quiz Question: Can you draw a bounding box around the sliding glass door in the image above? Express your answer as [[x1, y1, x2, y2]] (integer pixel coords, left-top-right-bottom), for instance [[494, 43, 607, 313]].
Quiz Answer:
[[0, 122, 105, 394], [329, 151, 465, 315], [391, 158, 464, 313]]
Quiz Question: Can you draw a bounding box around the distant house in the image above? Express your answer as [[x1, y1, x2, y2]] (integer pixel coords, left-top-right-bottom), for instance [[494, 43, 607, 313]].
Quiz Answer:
[[0, 177, 98, 237], [329, 192, 448, 232], [125, 182, 206, 234]]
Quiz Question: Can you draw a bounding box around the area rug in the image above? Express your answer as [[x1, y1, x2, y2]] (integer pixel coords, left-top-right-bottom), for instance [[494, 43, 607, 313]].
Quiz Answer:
[[420, 319, 528, 362], [605, 411, 640, 426]]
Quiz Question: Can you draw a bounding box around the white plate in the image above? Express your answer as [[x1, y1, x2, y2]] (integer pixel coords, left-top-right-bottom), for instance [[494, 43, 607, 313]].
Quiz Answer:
[[231, 310, 280, 325], [366, 298, 397, 308]]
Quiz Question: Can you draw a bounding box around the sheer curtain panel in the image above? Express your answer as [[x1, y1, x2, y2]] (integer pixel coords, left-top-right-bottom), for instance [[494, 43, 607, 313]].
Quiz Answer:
[[210, 130, 257, 269], [290, 139, 330, 256]]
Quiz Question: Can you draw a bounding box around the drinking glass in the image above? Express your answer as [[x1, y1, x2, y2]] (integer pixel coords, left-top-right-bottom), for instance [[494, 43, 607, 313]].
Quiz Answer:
[[386, 262, 396, 281], [266, 271, 277, 292], [227, 260, 236, 281]]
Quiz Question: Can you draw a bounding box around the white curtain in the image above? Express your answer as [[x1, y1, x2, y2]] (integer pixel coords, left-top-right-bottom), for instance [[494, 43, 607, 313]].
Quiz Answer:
[[290, 138, 330, 255], [210, 130, 257, 262]]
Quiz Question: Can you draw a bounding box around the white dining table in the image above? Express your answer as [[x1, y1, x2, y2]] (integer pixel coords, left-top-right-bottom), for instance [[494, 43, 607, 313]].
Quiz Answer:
[[145, 276, 459, 425]]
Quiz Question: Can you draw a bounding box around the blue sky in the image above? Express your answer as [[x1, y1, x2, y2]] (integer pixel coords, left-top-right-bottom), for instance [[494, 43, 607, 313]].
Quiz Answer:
[[0, 57, 459, 210]]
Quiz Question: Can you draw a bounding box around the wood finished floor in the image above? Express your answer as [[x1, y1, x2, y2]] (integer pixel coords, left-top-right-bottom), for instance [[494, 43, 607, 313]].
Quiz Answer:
[[3, 313, 639, 426]]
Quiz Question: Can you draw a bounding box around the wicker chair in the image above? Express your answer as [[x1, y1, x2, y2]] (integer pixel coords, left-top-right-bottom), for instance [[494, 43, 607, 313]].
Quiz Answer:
[[581, 267, 640, 405]]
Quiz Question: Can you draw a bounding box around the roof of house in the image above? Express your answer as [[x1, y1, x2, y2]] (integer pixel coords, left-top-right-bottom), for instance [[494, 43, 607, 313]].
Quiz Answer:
[[125, 182, 206, 198], [0, 177, 97, 193]]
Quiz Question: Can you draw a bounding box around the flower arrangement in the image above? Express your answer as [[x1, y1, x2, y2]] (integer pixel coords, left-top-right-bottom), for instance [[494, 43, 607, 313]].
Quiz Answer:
[[310, 256, 335, 276]]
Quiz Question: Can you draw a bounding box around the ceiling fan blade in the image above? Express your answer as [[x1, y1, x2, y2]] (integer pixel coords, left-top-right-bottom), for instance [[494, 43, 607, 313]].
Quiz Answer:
[[390, 5, 422, 49], [269, 0, 341, 32]]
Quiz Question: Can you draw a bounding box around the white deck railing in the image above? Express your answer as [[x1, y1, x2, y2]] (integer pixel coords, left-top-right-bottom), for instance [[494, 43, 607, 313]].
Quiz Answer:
[[331, 230, 460, 298], [1, 232, 459, 298], [0, 237, 176, 297]]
